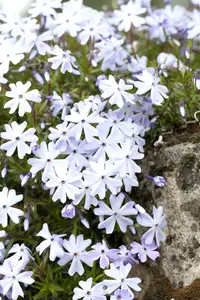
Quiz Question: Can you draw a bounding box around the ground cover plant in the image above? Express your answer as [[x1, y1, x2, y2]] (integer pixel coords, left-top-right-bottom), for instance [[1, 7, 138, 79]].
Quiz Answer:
[[0, 0, 200, 299]]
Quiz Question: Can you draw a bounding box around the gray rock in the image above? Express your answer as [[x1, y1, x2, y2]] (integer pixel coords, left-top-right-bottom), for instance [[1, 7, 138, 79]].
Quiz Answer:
[[135, 139, 200, 297]]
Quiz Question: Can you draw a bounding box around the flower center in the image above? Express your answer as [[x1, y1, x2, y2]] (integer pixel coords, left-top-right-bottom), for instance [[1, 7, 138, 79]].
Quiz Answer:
[[47, 159, 51, 162], [63, 132, 67, 136], [16, 137, 20, 141], [74, 252, 78, 257], [87, 291, 91, 295], [19, 94, 23, 99], [61, 180, 65, 184]]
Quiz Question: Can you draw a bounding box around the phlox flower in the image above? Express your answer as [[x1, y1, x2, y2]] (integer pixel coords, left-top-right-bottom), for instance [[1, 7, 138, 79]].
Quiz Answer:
[[48, 119, 74, 152], [1, 121, 38, 159], [73, 278, 106, 300], [4, 81, 41, 117], [73, 184, 98, 210], [50, 91, 73, 120], [103, 262, 141, 297], [53, 6, 81, 37], [0, 231, 6, 261], [113, 245, 138, 267], [99, 75, 134, 108], [26, 31, 52, 55], [6, 243, 33, 268], [0, 261, 34, 300], [89, 240, 114, 269], [83, 158, 122, 199], [131, 240, 160, 262], [108, 139, 144, 178], [28, 141, 64, 182], [66, 101, 104, 142], [36, 223, 65, 261], [111, 289, 133, 300], [0, 38, 24, 75], [94, 193, 137, 234], [133, 70, 168, 105], [113, 0, 146, 32], [29, 0, 62, 17], [78, 12, 109, 45], [137, 206, 167, 246], [58, 234, 93, 276], [0, 187, 23, 228], [84, 125, 117, 162], [45, 164, 82, 203], [93, 37, 128, 71], [98, 110, 133, 143], [48, 45, 80, 75], [63, 139, 89, 168]]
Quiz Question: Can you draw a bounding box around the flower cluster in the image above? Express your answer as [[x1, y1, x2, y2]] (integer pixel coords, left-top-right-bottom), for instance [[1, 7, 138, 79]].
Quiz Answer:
[[3, 0, 200, 298]]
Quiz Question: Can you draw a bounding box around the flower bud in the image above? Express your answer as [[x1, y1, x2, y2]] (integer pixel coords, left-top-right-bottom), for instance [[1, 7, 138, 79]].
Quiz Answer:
[[1, 166, 7, 178], [146, 175, 166, 187], [61, 204, 76, 219], [21, 172, 31, 187], [44, 70, 50, 82], [32, 70, 44, 85], [179, 100, 186, 118], [81, 217, 90, 228]]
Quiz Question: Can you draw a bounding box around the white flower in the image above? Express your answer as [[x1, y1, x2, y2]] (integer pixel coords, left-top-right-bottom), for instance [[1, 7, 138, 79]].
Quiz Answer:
[[36, 223, 65, 261], [0, 260, 34, 300], [137, 206, 167, 246], [73, 183, 98, 210], [58, 234, 92, 276], [78, 12, 109, 45], [48, 45, 80, 75], [27, 31, 52, 55], [133, 70, 168, 105], [0, 187, 23, 228], [94, 193, 137, 234], [28, 141, 64, 182], [83, 158, 122, 199], [108, 139, 144, 178], [53, 5, 81, 37], [45, 164, 82, 203], [0, 231, 6, 261], [89, 240, 113, 269], [103, 262, 141, 297], [6, 243, 33, 268], [114, 0, 146, 32], [66, 101, 104, 142], [1, 121, 38, 159], [48, 119, 74, 152], [4, 81, 41, 117], [93, 37, 128, 71], [50, 91, 73, 120], [29, 0, 62, 17], [99, 75, 134, 108], [73, 278, 106, 300], [0, 38, 24, 75]]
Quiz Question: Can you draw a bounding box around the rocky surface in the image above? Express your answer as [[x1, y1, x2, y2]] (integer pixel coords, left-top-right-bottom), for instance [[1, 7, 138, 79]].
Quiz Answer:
[[132, 126, 200, 299]]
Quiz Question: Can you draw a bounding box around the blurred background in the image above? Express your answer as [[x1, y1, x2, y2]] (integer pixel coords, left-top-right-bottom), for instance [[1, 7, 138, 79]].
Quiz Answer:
[[0, 0, 190, 16], [85, 0, 189, 9]]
